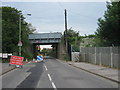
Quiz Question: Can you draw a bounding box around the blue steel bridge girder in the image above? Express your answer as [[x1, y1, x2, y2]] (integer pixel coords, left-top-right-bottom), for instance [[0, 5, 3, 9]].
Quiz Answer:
[[29, 32, 62, 44]]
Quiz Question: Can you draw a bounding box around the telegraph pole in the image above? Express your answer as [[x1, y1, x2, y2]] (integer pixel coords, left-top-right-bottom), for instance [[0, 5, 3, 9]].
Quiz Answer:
[[64, 9, 69, 61], [64, 9, 68, 52], [19, 14, 22, 56]]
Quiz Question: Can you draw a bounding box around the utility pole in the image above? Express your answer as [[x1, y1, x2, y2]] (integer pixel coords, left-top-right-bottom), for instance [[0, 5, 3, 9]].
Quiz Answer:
[[18, 14, 31, 56], [19, 14, 22, 56], [64, 9, 69, 61], [64, 9, 68, 52]]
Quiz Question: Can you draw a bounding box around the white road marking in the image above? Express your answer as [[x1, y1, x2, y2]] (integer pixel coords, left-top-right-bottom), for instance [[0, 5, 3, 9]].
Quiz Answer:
[[52, 82, 57, 89], [48, 74, 52, 81], [44, 64, 57, 90], [44, 65, 48, 71]]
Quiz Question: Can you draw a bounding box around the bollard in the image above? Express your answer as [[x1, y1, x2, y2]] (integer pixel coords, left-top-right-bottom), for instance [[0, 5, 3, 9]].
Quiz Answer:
[[26, 58, 28, 63]]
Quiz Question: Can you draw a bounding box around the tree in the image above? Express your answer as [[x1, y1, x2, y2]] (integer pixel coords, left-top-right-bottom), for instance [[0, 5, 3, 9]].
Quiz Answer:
[[96, 2, 120, 46], [80, 34, 103, 47], [40, 48, 47, 56], [65, 28, 81, 52], [2, 6, 35, 60]]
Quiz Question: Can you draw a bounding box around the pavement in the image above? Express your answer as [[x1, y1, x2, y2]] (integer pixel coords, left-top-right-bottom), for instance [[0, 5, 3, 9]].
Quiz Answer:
[[0, 63, 16, 75], [0, 62, 27, 75], [67, 61, 120, 83]]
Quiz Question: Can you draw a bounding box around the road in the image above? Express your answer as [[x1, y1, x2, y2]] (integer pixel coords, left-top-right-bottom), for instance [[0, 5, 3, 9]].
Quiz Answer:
[[2, 58, 118, 89]]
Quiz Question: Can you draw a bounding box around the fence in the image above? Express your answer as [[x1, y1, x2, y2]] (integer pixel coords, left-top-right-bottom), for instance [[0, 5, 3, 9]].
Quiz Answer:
[[72, 52, 80, 62], [80, 47, 120, 69]]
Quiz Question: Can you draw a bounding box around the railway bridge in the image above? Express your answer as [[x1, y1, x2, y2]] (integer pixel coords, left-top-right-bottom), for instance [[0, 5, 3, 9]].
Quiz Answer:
[[29, 32, 63, 58]]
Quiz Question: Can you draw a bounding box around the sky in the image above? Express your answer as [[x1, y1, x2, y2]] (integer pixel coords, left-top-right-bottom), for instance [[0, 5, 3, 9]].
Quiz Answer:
[[2, 1, 107, 49], [2, 1, 107, 36]]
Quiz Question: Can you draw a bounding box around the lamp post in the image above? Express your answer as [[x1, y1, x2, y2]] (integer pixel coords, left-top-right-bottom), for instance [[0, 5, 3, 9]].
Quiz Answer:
[[18, 14, 31, 56]]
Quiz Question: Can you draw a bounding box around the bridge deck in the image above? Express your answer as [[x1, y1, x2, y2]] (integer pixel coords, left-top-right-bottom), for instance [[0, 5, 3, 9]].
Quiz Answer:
[[29, 33, 62, 44]]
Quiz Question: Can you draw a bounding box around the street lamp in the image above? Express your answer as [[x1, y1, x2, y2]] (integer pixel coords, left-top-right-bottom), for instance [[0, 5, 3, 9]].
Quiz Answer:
[[18, 13, 31, 56]]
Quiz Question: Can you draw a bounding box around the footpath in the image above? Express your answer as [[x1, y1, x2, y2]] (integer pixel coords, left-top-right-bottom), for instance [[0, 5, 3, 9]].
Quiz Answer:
[[0, 62, 27, 75], [0, 63, 16, 75], [67, 61, 120, 83], [0, 61, 36, 76]]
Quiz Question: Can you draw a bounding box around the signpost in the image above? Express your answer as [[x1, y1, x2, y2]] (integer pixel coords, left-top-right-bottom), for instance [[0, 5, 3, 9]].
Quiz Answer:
[[18, 41, 22, 56], [18, 41, 22, 47]]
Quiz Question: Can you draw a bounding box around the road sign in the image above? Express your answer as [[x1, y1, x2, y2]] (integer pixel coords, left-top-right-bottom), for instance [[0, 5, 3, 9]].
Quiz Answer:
[[0, 53, 2, 57], [37, 55, 43, 62], [18, 41, 22, 46], [8, 53, 12, 56], [38, 45, 41, 50], [10, 56, 24, 65], [2, 53, 8, 58]]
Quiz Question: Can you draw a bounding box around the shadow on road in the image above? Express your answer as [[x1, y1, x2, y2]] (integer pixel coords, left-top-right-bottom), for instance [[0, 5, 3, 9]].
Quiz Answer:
[[44, 56, 56, 59], [16, 62, 44, 88]]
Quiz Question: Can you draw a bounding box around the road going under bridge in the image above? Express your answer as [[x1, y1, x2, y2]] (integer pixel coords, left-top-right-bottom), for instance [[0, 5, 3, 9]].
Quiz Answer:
[[29, 32, 62, 58]]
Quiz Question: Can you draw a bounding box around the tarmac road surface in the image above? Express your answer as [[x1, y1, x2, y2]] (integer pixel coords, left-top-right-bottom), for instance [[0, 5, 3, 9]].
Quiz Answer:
[[2, 59, 118, 89]]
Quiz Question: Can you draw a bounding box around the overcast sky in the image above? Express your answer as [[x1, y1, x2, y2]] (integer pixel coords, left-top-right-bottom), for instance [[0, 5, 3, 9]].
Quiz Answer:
[[2, 2, 107, 36]]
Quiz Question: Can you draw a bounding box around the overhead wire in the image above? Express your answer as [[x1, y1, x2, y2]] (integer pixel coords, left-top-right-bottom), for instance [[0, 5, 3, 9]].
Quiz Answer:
[[57, 2, 99, 19]]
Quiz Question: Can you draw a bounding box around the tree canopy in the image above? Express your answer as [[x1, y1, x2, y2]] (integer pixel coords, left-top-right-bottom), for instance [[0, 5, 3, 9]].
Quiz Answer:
[[95, 2, 120, 46], [2, 6, 36, 59]]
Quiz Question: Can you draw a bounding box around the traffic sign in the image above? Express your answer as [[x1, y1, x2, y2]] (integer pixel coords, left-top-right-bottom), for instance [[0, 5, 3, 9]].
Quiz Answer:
[[38, 45, 41, 50], [18, 41, 22, 46], [8, 53, 12, 56], [2, 53, 8, 58], [37, 55, 43, 62], [0, 53, 2, 57], [10, 56, 24, 65]]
